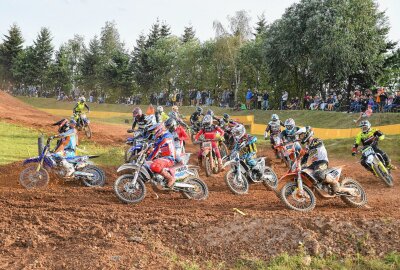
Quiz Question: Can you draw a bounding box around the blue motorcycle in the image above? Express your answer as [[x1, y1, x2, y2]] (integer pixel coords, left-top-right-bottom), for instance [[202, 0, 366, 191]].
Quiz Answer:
[[19, 137, 105, 189], [124, 130, 153, 163]]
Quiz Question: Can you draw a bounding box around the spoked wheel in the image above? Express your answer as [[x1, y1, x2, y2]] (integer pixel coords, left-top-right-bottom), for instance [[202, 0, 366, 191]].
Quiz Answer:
[[212, 154, 219, 174], [262, 167, 278, 191], [340, 178, 368, 207], [225, 168, 249, 195], [84, 125, 92, 139], [374, 163, 393, 187], [204, 156, 212, 177], [219, 142, 229, 160], [19, 165, 50, 189], [81, 165, 106, 187], [280, 182, 316, 212], [181, 178, 209, 200], [114, 174, 146, 204]]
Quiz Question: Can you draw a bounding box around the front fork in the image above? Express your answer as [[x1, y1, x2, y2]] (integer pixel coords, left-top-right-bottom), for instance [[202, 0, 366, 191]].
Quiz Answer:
[[296, 171, 305, 194]]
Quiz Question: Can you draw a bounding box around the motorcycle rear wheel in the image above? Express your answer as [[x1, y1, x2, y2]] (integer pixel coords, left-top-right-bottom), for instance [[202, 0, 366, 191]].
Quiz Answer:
[[340, 178, 368, 207], [181, 178, 209, 200], [81, 165, 106, 187], [262, 166, 278, 191]]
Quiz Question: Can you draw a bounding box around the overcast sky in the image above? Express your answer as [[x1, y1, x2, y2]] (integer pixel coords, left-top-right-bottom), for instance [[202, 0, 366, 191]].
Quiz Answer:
[[0, 0, 399, 49]]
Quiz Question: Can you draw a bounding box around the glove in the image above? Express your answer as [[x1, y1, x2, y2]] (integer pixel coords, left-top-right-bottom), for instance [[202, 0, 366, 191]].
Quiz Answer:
[[351, 152, 356, 156], [49, 136, 55, 140]]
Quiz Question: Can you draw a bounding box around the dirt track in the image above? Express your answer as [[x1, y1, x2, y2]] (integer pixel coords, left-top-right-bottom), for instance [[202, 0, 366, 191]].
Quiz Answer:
[[1, 92, 399, 269]]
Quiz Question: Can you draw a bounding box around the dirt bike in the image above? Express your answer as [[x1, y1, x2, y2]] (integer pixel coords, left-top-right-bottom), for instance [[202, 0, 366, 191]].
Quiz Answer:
[[278, 157, 367, 212], [114, 142, 208, 204], [223, 148, 278, 195], [196, 139, 221, 177], [74, 112, 92, 139], [188, 122, 201, 143], [19, 137, 105, 189], [356, 141, 393, 187], [125, 130, 147, 163], [274, 141, 299, 168]]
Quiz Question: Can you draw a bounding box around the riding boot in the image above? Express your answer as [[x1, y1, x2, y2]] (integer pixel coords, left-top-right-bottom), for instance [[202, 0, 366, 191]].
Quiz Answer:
[[218, 158, 224, 171], [61, 159, 75, 178], [160, 169, 175, 188], [324, 177, 357, 196]]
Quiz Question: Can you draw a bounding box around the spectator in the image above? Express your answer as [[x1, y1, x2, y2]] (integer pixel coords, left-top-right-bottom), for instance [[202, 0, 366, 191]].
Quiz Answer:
[[280, 91, 288, 110], [256, 91, 263, 109], [196, 90, 201, 106], [310, 96, 321, 110], [326, 95, 335, 111], [303, 92, 312, 109], [245, 89, 253, 110], [262, 91, 269, 110]]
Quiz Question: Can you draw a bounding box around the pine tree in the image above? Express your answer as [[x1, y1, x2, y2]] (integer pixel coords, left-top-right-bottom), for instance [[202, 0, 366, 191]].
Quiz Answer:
[[51, 45, 73, 92], [0, 23, 24, 83], [146, 20, 160, 48], [182, 25, 196, 43], [160, 22, 171, 38], [100, 21, 123, 59], [254, 13, 267, 37], [33, 27, 54, 90], [80, 36, 102, 91]]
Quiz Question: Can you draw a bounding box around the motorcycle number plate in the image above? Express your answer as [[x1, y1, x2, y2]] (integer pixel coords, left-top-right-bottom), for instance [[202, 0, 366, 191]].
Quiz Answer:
[[203, 142, 212, 148], [362, 147, 374, 157]]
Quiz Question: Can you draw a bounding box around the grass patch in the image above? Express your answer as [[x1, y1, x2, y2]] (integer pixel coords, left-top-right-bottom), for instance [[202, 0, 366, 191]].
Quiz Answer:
[[0, 121, 124, 166], [169, 252, 400, 270], [17, 96, 400, 128]]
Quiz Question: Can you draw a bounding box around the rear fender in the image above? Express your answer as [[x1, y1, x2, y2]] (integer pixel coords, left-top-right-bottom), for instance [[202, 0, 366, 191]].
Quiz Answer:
[[277, 172, 314, 191]]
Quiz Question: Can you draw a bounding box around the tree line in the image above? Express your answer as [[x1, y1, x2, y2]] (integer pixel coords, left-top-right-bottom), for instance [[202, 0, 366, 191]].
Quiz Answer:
[[0, 0, 398, 104]]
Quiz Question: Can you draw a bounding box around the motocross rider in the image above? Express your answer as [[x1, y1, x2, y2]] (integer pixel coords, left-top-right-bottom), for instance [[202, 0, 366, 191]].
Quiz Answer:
[[73, 96, 90, 122], [165, 118, 189, 163], [155, 106, 169, 123], [129, 107, 156, 136], [280, 118, 300, 143], [231, 124, 260, 173], [194, 114, 225, 170], [169, 106, 188, 128], [51, 119, 78, 177], [147, 124, 178, 188], [296, 126, 356, 195], [352, 120, 396, 170], [190, 107, 204, 128], [264, 114, 285, 157]]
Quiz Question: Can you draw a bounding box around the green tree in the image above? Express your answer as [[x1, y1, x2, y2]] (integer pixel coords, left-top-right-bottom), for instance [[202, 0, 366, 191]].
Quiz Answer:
[[254, 13, 267, 37], [160, 22, 171, 38], [182, 25, 196, 43], [50, 45, 73, 92], [32, 27, 54, 92], [0, 24, 24, 86], [80, 36, 103, 93]]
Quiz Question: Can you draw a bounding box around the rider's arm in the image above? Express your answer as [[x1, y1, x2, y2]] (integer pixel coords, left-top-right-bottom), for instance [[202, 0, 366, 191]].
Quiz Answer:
[[352, 132, 362, 154], [58, 128, 76, 138], [280, 121, 285, 127], [85, 103, 90, 112], [194, 129, 204, 141], [374, 130, 385, 141], [131, 119, 137, 130], [215, 126, 225, 137], [73, 103, 78, 113]]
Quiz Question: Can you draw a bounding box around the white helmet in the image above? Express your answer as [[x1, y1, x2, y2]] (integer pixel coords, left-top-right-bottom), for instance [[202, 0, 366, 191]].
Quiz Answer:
[[295, 126, 314, 144], [232, 124, 246, 141], [79, 96, 86, 102], [271, 114, 279, 121], [359, 120, 371, 133], [156, 106, 163, 113]]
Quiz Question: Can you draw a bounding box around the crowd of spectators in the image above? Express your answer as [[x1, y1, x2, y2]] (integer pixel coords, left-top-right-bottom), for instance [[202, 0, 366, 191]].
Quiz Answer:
[[7, 84, 399, 113]]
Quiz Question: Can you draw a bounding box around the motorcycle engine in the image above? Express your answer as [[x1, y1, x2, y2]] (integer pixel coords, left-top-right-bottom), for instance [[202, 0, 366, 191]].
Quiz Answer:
[[154, 174, 164, 183]]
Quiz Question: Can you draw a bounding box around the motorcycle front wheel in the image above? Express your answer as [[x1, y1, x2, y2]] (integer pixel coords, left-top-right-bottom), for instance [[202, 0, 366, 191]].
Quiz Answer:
[[114, 174, 146, 204], [280, 182, 316, 212], [374, 163, 393, 187], [84, 124, 92, 139], [225, 168, 249, 195], [19, 164, 50, 189]]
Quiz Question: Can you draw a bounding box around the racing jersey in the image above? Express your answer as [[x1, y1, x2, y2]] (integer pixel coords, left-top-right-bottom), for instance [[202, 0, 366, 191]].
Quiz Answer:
[[148, 132, 176, 161], [73, 102, 90, 113], [354, 129, 384, 148]]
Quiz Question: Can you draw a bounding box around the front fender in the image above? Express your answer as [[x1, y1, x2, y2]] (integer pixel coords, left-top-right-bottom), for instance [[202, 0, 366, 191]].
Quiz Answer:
[[23, 157, 41, 165], [117, 163, 151, 179]]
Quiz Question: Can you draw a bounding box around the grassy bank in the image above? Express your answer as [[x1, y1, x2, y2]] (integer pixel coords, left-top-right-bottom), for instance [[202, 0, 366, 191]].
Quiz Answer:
[[17, 96, 400, 128], [172, 252, 400, 270], [0, 121, 124, 166]]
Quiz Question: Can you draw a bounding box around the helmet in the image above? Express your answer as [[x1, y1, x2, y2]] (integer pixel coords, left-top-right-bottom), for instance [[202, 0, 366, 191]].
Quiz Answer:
[[196, 107, 203, 113], [53, 118, 70, 133], [308, 138, 323, 149], [231, 124, 246, 141], [359, 120, 371, 133], [132, 107, 142, 118], [284, 118, 295, 131], [69, 119, 77, 127], [156, 106, 163, 113], [206, 109, 214, 118], [172, 105, 179, 112], [202, 114, 213, 127], [168, 111, 178, 120], [271, 114, 279, 121], [223, 113, 230, 121], [295, 126, 314, 144], [79, 96, 86, 103], [153, 123, 166, 140], [164, 118, 177, 132]]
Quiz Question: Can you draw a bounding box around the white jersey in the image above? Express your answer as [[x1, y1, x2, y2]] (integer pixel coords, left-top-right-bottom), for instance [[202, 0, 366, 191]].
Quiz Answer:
[[308, 143, 329, 163]]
